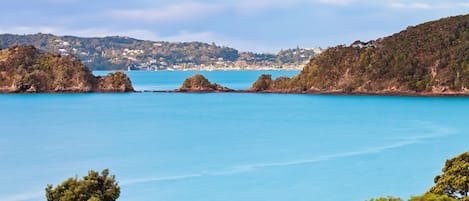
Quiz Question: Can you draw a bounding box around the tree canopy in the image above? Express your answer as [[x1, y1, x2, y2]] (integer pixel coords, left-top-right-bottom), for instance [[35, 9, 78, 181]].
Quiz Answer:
[[429, 152, 469, 200], [366, 196, 404, 201], [367, 152, 468, 201], [45, 169, 120, 201], [409, 193, 458, 201]]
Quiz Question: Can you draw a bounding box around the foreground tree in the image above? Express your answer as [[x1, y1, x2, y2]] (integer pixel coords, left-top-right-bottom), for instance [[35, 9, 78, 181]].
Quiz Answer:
[[429, 152, 469, 200], [366, 196, 403, 201], [367, 152, 468, 201], [45, 169, 120, 201], [409, 193, 458, 201]]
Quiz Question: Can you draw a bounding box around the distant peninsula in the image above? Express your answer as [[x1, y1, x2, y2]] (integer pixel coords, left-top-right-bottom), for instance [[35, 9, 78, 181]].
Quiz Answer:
[[0, 33, 322, 71], [0, 45, 134, 93], [247, 14, 469, 96]]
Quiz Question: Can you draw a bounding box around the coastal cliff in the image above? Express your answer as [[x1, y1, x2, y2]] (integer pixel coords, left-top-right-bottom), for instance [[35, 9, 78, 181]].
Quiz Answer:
[[250, 14, 469, 96], [0, 45, 134, 93]]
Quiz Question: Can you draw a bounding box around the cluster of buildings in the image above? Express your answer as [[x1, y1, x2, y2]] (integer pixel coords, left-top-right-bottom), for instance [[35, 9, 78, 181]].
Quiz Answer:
[[48, 38, 323, 71]]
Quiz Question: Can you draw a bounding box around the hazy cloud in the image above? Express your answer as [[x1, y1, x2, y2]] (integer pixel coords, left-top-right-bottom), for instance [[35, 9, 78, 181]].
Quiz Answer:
[[0, 26, 59, 34], [0, 0, 467, 52], [316, 0, 354, 6], [390, 2, 431, 9], [46, 0, 79, 3], [109, 2, 224, 23], [389, 2, 469, 10]]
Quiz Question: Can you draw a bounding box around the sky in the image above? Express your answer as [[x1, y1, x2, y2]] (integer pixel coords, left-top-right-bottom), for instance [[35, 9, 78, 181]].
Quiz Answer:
[[0, 0, 468, 53]]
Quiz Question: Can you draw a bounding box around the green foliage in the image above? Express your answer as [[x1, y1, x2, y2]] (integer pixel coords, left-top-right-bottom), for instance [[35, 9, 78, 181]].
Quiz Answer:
[[272, 76, 292, 89], [250, 74, 273, 91], [409, 193, 459, 201], [369, 194, 459, 201], [254, 14, 469, 93], [45, 169, 120, 201], [429, 152, 469, 200], [0, 45, 134, 92], [369, 152, 468, 201], [366, 196, 404, 201], [0, 34, 240, 70], [182, 74, 212, 89], [179, 74, 231, 91], [0, 33, 320, 70]]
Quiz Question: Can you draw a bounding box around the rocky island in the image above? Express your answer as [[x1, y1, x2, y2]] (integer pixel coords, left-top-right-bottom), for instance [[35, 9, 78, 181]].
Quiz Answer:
[[0, 45, 134, 93], [176, 74, 233, 92], [247, 14, 469, 96]]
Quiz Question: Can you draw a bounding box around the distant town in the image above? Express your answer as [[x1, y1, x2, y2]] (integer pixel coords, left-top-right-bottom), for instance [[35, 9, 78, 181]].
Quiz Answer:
[[125, 47, 323, 71], [0, 33, 324, 71]]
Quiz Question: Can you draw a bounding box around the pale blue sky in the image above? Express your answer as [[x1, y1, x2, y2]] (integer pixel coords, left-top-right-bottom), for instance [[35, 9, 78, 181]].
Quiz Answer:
[[1, 0, 468, 52]]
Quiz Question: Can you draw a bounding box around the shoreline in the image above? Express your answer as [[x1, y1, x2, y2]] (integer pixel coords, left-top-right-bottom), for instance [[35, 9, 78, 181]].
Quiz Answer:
[[2, 87, 469, 97], [142, 89, 469, 97], [93, 69, 302, 72], [3, 90, 469, 97]]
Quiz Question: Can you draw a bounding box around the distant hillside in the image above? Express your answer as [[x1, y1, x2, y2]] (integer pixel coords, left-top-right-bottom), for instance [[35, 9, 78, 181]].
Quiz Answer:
[[0, 34, 322, 71], [250, 14, 469, 95], [0, 45, 134, 93]]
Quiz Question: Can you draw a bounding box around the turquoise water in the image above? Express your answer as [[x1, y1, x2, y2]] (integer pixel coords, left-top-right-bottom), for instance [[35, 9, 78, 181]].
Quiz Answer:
[[0, 71, 468, 201]]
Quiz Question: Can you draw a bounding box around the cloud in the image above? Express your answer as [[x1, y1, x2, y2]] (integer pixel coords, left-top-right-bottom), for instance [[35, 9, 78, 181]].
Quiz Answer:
[[389, 2, 469, 10], [155, 31, 216, 42], [316, 0, 354, 6], [0, 26, 161, 41], [46, 0, 78, 3], [0, 26, 59, 34], [109, 2, 224, 23], [0, 25, 230, 49], [233, 0, 297, 12], [234, 0, 354, 12], [390, 2, 431, 9]]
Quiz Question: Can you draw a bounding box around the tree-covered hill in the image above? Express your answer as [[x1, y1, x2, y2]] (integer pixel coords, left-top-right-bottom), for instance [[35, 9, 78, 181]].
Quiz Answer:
[[0, 33, 322, 70], [251, 14, 469, 95], [0, 45, 134, 93], [0, 34, 239, 70]]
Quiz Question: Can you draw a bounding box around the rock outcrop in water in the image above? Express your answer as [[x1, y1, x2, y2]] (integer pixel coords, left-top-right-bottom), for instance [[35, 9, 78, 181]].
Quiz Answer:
[[249, 14, 469, 96], [0, 45, 134, 93], [176, 74, 233, 92]]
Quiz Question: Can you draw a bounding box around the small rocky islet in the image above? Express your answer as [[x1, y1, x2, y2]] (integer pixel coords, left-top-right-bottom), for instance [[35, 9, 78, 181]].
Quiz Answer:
[[176, 74, 234, 92], [0, 45, 134, 93]]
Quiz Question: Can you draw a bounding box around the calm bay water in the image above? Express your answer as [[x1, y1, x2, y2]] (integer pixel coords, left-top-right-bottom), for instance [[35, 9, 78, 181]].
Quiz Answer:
[[0, 70, 468, 201]]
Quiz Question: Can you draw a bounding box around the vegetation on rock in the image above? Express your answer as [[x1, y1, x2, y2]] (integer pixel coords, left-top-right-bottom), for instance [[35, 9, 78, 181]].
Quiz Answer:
[[45, 169, 120, 201], [249, 74, 302, 93], [178, 74, 233, 92], [251, 14, 469, 95], [250, 74, 273, 91], [0, 45, 134, 93]]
